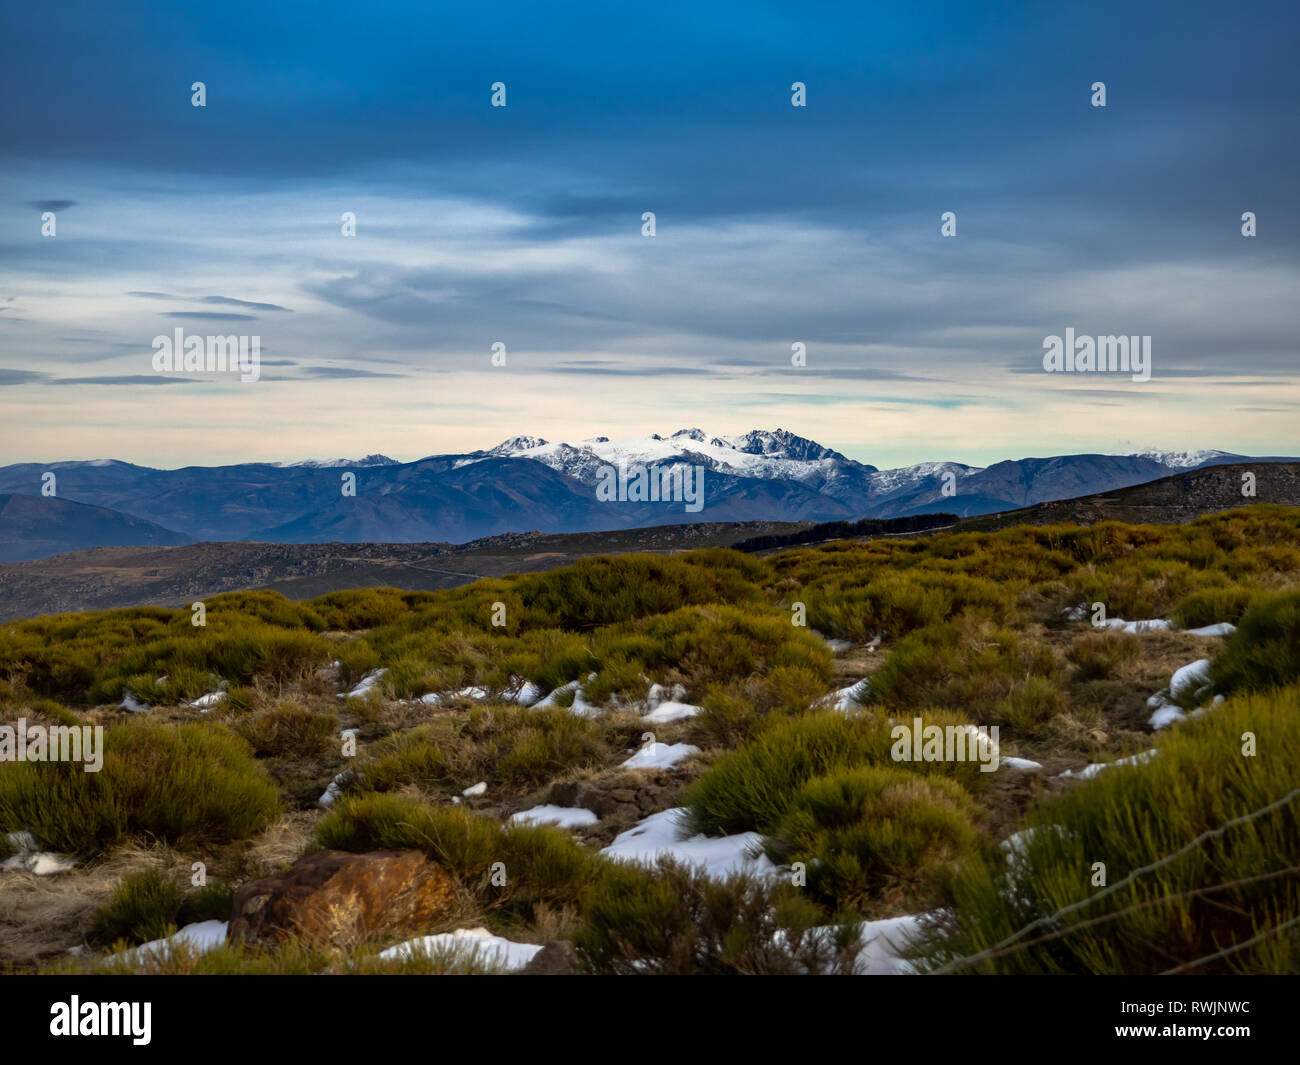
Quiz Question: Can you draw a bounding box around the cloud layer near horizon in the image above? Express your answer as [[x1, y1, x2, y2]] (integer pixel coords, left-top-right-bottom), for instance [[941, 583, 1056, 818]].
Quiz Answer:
[[2, 0, 1297, 468]]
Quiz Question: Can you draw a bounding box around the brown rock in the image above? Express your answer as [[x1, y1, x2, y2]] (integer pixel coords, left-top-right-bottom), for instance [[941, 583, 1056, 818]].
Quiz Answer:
[[227, 850, 463, 948], [520, 940, 583, 975]]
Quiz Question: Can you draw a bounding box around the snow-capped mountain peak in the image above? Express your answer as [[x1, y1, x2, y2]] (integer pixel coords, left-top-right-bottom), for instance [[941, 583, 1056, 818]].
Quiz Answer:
[[279, 454, 399, 469], [1125, 448, 1243, 469], [487, 436, 549, 455]]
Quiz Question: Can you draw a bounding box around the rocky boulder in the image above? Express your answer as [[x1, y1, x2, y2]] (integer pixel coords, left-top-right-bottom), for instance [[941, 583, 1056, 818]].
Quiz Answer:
[[227, 850, 463, 948]]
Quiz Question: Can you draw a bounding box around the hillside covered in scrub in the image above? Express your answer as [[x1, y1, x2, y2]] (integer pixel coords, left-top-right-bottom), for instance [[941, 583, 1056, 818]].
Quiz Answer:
[[1, 505, 1298, 974]]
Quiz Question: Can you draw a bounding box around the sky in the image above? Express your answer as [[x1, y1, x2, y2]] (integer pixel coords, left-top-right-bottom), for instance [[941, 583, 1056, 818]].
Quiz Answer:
[[1, 0, 1297, 470]]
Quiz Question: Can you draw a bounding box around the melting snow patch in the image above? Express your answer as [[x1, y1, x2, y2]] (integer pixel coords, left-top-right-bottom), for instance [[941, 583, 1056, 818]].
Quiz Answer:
[[340, 669, 386, 699], [509, 805, 599, 829], [1169, 658, 1213, 702], [621, 741, 700, 771], [421, 686, 492, 705], [319, 769, 360, 807], [2, 851, 77, 875], [189, 691, 227, 711], [601, 808, 774, 880], [511, 681, 545, 706], [641, 700, 703, 724], [851, 915, 926, 975], [819, 679, 870, 714], [1149, 703, 1187, 730], [812, 630, 853, 653], [110, 920, 229, 967], [378, 927, 542, 970], [1, 831, 76, 875], [1097, 618, 1171, 634], [1183, 622, 1236, 637], [533, 675, 603, 716], [1057, 749, 1158, 781], [118, 691, 150, 713]]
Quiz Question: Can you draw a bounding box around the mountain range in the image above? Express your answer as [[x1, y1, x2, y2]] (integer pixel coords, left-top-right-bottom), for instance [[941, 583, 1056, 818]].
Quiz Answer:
[[0, 429, 1293, 562]]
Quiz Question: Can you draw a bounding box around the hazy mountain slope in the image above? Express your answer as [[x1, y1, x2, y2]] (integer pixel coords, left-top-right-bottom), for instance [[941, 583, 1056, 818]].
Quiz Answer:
[[0, 493, 191, 563]]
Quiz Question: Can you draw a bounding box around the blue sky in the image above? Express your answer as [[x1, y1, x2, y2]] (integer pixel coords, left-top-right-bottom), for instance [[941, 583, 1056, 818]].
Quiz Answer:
[[2, 0, 1297, 468]]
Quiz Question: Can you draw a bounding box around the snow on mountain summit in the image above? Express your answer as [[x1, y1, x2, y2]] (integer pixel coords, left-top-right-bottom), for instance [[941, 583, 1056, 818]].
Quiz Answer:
[[279, 454, 399, 469], [1125, 448, 1243, 469], [475, 428, 874, 490]]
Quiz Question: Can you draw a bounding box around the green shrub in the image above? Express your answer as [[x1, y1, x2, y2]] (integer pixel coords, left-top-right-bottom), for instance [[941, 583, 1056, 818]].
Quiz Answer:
[[915, 685, 1300, 974], [684, 708, 984, 836], [88, 870, 233, 948], [354, 704, 609, 795], [314, 792, 596, 916], [575, 858, 862, 974], [869, 618, 1066, 726], [0, 721, 282, 853], [235, 701, 338, 758], [512, 555, 759, 630], [1210, 591, 1300, 695], [1171, 586, 1261, 630], [765, 767, 982, 910], [88, 868, 185, 946]]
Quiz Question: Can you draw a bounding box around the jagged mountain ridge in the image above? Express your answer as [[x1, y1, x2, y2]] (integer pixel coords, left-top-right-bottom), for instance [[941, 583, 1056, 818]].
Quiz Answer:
[[0, 430, 1290, 558]]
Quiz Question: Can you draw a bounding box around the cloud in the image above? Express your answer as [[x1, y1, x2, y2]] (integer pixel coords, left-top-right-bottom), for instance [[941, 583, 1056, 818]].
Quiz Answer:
[[160, 312, 258, 321], [26, 200, 75, 212], [296, 366, 406, 379], [48, 375, 197, 386], [202, 296, 293, 312], [0, 369, 50, 385]]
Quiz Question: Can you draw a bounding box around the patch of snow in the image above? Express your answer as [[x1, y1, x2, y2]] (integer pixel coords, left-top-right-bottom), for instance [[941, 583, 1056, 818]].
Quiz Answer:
[[621, 741, 700, 771], [851, 915, 927, 975], [646, 682, 686, 708], [812, 630, 853, 653], [532, 675, 602, 716], [509, 805, 599, 829], [340, 669, 386, 699], [601, 808, 774, 880], [641, 699, 703, 724], [1169, 658, 1213, 702], [110, 920, 229, 966], [118, 691, 150, 713], [1183, 622, 1236, 637], [512, 680, 544, 706], [318, 769, 359, 807], [421, 685, 491, 705], [378, 927, 542, 970], [819, 679, 870, 714], [2, 851, 78, 875], [1097, 617, 1171, 634], [1057, 749, 1158, 781], [1149, 703, 1187, 730], [1, 831, 76, 875]]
